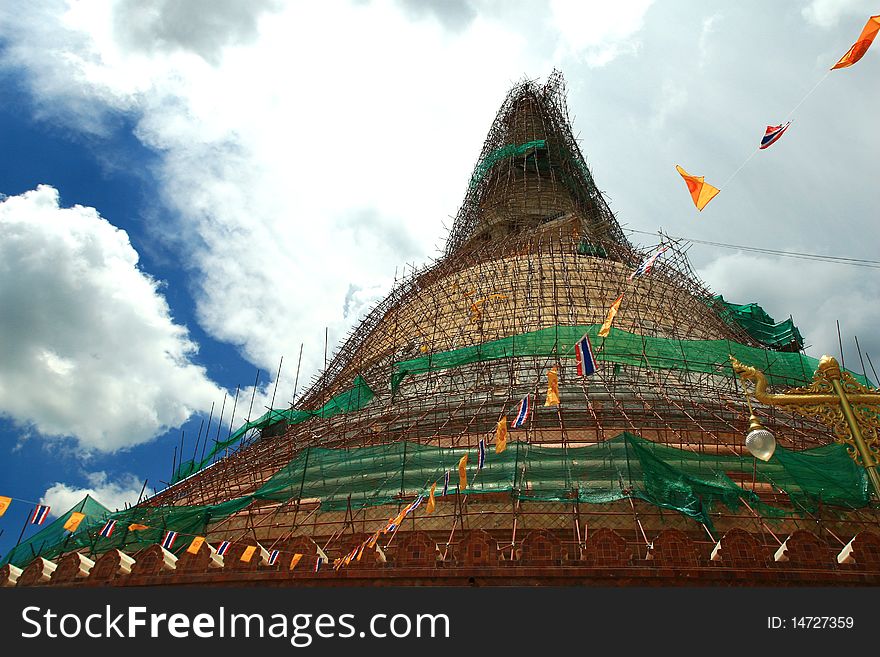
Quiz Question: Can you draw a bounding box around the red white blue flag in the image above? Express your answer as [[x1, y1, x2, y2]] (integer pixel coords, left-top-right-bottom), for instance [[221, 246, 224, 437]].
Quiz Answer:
[[268, 549, 280, 566], [575, 333, 597, 376], [405, 495, 425, 515], [512, 395, 531, 428], [442, 470, 450, 496], [629, 246, 668, 281], [217, 540, 231, 556], [314, 556, 323, 572], [161, 530, 178, 550], [759, 122, 791, 150], [31, 505, 50, 525], [99, 519, 117, 538], [478, 439, 486, 469]]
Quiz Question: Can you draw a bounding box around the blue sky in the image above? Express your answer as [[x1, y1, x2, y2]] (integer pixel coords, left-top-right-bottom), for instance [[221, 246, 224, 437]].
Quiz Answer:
[[0, 68, 259, 556], [1, 0, 878, 560]]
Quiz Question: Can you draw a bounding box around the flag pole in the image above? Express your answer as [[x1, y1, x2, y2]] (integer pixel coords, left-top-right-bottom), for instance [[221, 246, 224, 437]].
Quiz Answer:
[[13, 509, 31, 552]]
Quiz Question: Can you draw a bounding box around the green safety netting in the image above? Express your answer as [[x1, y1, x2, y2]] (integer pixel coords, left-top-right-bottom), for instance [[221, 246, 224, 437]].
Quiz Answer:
[[391, 324, 871, 393], [6, 433, 870, 566], [469, 140, 546, 189], [253, 434, 869, 525], [1, 495, 110, 567], [713, 294, 804, 350], [175, 324, 869, 485], [173, 375, 375, 482]]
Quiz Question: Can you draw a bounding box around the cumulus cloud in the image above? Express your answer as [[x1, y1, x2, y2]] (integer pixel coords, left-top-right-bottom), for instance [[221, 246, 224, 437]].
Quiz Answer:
[[41, 471, 144, 516], [549, 0, 654, 66], [112, 0, 281, 65], [0, 186, 224, 451]]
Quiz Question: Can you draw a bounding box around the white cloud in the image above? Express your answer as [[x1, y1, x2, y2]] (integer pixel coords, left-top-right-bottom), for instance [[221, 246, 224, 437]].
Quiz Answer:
[[549, 0, 654, 66], [41, 471, 144, 516], [0, 186, 224, 451], [0, 0, 558, 392], [802, 0, 874, 29]]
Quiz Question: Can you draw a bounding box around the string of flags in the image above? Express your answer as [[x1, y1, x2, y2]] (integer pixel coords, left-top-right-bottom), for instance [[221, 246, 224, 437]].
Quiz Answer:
[[676, 14, 878, 212]]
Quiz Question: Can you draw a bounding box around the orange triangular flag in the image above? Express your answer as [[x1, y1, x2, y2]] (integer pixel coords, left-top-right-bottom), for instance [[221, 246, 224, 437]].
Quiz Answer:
[[495, 417, 508, 453], [0, 496, 11, 518], [544, 367, 560, 407], [598, 294, 624, 338], [290, 553, 303, 570], [128, 523, 149, 531], [832, 15, 880, 70], [458, 453, 469, 491], [240, 545, 257, 562], [675, 165, 720, 211]]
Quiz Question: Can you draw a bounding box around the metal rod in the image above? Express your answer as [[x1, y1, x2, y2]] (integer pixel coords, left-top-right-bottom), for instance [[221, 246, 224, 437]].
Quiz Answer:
[[292, 343, 304, 406]]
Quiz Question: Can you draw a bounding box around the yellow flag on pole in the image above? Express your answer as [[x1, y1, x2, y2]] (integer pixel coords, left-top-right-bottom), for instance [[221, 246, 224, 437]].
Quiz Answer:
[[426, 482, 437, 514], [458, 453, 469, 491], [128, 523, 149, 531], [598, 294, 623, 338], [241, 545, 257, 562], [495, 417, 508, 453], [290, 553, 303, 570], [0, 496, 12, 518], [63, 512, 85, 532], [832, 15, 880, 69], [544, 367, 560, 407], [675, 165, 720, 211], [187, 536, 206, 555]]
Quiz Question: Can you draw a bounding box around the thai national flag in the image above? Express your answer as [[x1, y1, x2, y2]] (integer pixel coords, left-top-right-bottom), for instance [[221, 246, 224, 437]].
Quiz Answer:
[[217, 540, 231, 556], [575, 333, 597, 376], [405, 495, 425, 515], [314, 556, 323, 573], [442, 470, 449, 496], [31, 505, 50, 525], [161, 530, 178, 550], [478, 439, 486, 469], [629, 246, 669, 281], [759, 122, 791, 150], [268, 549, 280, 566], [512, 395, 531, 428], [99, 519, 117, 538]]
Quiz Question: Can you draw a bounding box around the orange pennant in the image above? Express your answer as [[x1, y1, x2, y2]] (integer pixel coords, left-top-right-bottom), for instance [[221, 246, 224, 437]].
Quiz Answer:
[[598, 294, 623, 338], [544, 367, 560, 407], [495, 417, 508, 454], [675, 165, 720, 211], [832, 15, 880, 70]]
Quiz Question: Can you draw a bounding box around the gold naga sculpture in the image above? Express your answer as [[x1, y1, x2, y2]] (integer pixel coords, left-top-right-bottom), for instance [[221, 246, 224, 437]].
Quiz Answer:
[[730, 354, 880, 498]]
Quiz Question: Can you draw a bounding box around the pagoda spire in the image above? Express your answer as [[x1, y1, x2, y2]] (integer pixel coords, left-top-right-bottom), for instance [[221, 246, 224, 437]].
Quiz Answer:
[[444, 70, 630, 256]]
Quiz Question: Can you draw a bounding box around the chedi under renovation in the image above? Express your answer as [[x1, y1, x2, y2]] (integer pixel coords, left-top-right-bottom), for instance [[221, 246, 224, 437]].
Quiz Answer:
[[5, 72, 880, 587]]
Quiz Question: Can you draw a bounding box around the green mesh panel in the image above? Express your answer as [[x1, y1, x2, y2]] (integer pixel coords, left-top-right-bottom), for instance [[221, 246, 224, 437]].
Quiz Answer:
[[174, 375, 375, 482], [469, 140, 546, 189], [392, 324, 871, 392], [1, 495, 110, 567], [713, 294, 805, 350]]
